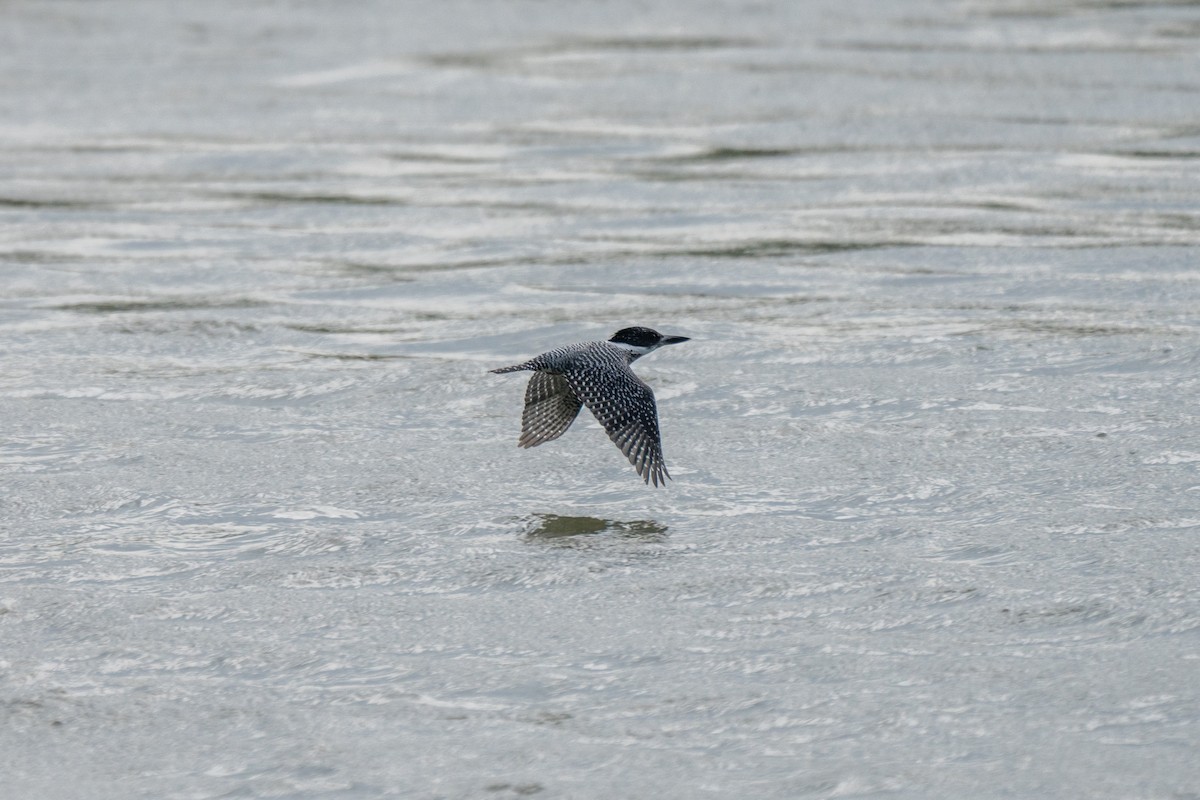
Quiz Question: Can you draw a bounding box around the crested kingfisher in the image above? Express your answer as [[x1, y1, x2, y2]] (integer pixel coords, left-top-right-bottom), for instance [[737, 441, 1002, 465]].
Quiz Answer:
[[490, 327, 689, 486]]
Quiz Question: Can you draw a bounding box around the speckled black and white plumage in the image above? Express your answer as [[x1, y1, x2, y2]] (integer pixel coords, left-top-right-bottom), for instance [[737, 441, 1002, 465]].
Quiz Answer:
[[490, 327, 689, 487]]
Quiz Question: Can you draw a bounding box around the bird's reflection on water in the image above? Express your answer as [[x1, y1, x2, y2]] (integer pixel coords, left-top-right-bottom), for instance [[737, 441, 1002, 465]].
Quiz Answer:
[[521, 514, 668, 543]]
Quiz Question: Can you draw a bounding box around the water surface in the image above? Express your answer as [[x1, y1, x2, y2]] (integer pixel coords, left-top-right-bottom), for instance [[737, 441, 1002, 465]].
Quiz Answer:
[[2, 1, 1199, 798]]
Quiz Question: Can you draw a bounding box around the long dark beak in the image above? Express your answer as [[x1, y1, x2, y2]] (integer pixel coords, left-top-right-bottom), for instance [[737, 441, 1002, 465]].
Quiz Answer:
[[661, 335, 690, 345]]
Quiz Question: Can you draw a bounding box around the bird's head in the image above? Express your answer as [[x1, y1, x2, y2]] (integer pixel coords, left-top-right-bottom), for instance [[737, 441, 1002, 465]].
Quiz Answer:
[[608, 326, 690, 355]]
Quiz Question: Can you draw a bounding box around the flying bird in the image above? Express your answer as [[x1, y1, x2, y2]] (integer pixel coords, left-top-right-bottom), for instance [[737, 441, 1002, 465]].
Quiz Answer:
[[490, 327, 690, 486]]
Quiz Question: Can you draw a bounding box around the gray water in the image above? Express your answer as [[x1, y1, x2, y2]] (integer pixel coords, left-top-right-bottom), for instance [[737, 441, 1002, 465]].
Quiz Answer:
[[3, 1, 1199, 798]]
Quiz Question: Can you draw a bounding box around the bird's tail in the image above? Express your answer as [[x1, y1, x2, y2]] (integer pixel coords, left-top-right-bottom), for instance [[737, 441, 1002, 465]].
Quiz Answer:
[[489, 363, 529, 374]]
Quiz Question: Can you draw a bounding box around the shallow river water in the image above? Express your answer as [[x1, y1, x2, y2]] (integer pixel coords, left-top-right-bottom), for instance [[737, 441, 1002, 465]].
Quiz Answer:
[[2, 1, 1199, 798]]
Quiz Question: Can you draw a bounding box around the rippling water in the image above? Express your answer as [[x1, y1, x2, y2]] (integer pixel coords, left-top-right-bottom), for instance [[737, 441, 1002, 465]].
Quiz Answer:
[[3, 1, 1199, 798]]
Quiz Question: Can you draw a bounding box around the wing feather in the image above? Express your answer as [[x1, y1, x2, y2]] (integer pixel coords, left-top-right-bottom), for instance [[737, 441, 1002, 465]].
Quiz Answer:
[[518, 372, 583, 448], [566, 364, 671, 486]]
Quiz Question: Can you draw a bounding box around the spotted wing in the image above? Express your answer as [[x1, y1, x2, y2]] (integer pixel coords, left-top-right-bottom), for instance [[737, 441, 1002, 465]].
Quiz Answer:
[[518, 372, 583, 448], [566, 364, 671, 487]]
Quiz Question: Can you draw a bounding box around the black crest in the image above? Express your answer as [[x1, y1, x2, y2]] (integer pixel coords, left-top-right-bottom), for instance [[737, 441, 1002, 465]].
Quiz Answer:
[[608, 327, 662, 348]]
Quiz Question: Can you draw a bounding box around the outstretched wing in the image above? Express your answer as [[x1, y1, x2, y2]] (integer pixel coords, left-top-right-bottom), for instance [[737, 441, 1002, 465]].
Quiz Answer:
[[566, 364, 671, 487], [519, 372, 583, 448]]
